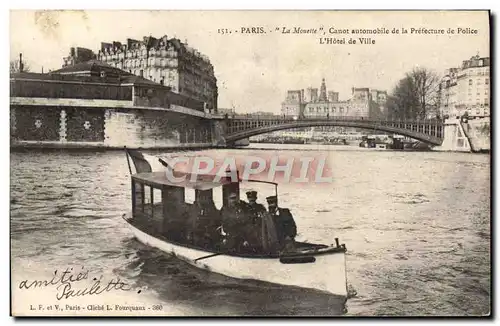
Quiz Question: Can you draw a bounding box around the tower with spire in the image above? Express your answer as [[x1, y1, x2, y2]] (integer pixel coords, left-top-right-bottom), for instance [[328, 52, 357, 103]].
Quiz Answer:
[[319, 78, 328, 102]]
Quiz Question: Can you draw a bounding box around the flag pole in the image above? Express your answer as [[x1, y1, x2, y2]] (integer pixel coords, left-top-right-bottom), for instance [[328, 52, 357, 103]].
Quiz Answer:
[[275, 184, 278, 204], [124, 146, 132, 175]]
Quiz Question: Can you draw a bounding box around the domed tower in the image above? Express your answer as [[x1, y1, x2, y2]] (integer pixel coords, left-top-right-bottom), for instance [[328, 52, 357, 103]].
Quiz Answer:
[[319, 78, 328, 102]]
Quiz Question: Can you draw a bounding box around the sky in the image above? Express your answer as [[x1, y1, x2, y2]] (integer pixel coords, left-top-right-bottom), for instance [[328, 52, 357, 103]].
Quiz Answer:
[[9, 10, 490, 114]]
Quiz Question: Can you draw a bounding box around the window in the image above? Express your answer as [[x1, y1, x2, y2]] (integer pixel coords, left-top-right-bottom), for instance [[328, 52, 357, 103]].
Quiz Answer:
[[132, 182, 163, 219], [469, 79, 473, 85], [485, 78, 489, 85]]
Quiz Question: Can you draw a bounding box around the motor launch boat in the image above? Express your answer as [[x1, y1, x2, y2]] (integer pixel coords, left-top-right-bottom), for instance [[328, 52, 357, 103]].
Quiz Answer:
[[121, 148, 348, 299]]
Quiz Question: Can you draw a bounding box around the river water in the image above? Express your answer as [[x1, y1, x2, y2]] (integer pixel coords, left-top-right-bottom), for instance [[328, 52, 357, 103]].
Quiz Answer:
[[10, 144, 490, 316]]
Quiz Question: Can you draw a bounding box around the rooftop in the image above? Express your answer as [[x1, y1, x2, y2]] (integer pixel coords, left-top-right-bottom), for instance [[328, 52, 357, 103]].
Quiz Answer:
[[52, 59, 130, 76], [99, 35, 211, 62], [462, 55, 490, 69], [11, 60, 168, 89]]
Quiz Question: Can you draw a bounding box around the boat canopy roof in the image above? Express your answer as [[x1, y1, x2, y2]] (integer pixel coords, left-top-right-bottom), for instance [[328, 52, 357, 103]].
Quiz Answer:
[[132, 171, 239, 190], [132, 171, 278, 190]]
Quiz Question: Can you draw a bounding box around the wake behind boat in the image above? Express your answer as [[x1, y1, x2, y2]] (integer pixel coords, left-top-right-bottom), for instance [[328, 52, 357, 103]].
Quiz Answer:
[[121, 148, 349, 300]]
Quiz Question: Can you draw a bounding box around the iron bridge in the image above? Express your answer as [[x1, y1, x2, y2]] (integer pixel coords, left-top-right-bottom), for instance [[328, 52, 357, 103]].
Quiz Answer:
[[221, 115, 444, 145]]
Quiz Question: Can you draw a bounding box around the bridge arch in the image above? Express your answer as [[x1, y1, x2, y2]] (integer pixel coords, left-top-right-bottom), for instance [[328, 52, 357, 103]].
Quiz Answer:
[[224, 120, 443, 145]]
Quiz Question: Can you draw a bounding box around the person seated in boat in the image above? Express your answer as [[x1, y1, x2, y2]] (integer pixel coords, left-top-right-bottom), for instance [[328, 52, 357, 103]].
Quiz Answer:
[[189, 193, 221, 248], [244, 190, 268, 252], [266, 195, 297, 251], [246, 191, 267, 222], [220, 192, 252, 252]]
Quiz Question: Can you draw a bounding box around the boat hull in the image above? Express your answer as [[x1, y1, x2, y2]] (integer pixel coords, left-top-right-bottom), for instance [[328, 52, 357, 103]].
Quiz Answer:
[[123, 214, 348, 298]]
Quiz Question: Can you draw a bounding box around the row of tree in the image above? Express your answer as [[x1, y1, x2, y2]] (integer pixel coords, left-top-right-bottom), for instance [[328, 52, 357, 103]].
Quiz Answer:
[[386, 67, 441, 120]]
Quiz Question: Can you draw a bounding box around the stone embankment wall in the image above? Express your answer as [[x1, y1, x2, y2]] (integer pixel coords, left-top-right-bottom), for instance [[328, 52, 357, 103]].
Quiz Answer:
[[11, 101, 216, 150]]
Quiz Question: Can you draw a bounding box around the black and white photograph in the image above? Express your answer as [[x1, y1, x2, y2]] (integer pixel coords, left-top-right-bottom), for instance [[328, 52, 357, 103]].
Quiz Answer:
[[9, 9, 491, 317]]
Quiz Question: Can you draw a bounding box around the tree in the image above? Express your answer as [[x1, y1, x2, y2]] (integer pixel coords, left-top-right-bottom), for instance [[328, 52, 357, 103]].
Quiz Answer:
[[385, 95, 399, 120], [10, 59, 30, 73], [387, 67, 440, 120], [412, 67, 440, 118]]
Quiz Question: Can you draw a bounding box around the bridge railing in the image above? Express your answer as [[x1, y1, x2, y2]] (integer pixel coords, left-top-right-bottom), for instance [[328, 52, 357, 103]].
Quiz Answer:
[[220, 113, 443, 124]]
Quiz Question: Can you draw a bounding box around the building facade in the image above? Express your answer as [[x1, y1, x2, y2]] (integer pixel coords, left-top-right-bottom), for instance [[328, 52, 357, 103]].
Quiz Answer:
[[217, 108, 236, 116], [281, 90, 305, 117], [62, 35, 218, 112], [439, 55, 490, 118], [281, 79, 387, 119]]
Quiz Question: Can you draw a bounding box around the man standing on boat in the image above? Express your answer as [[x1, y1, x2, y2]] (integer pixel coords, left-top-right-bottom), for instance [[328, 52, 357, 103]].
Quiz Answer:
[[266, 195, 297, 251], [220, 192, 252, 252]]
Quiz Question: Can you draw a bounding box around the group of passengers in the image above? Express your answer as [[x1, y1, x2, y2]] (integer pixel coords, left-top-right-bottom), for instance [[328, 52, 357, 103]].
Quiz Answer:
[[187, 190, 297, 254]]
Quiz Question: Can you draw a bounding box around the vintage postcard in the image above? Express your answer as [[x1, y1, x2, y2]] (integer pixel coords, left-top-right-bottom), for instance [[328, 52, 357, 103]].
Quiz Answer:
[[10, 10, 491, 317]]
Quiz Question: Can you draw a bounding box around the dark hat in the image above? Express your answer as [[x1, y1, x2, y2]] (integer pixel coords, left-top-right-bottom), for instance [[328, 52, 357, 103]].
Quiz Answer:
[[266, 195, 277, 203], [246, 190, 257, 198]]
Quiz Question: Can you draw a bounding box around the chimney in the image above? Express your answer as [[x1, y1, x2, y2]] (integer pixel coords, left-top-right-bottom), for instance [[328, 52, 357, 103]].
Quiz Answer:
[[19, 53, 23, 72], [301, 89, 304, 102]]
